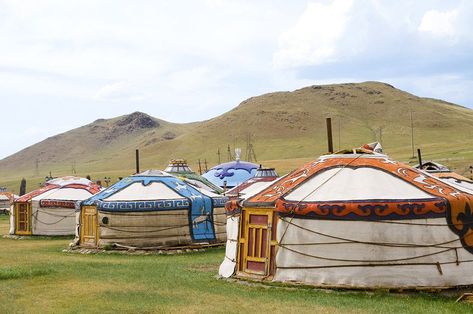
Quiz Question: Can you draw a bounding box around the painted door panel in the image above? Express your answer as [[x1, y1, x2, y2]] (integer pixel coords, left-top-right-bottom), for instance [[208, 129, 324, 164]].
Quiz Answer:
[[16, 203, 31, 235], [80, 206, 98, 247], [238, 208, 276, 277]]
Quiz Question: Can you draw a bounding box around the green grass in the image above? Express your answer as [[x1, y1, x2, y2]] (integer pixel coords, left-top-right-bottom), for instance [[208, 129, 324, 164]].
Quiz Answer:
[[0, 216, 472, 313]]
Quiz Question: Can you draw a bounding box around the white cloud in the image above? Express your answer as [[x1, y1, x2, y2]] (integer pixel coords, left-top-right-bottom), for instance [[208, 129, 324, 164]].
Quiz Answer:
[[94, 81, 146, 102], [418, 9, 458, 37], [273, 0, 353, 68]]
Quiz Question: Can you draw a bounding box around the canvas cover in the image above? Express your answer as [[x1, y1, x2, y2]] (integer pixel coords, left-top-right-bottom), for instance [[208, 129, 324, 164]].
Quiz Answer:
[[11, 177, 100, 235], [203, 160, 259, 189], [80, 170, 227, 248], [222, 152, 473, 288]]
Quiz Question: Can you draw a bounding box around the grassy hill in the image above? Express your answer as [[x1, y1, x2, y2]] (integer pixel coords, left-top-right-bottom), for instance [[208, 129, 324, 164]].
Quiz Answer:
[[1, 81, 472, 193]]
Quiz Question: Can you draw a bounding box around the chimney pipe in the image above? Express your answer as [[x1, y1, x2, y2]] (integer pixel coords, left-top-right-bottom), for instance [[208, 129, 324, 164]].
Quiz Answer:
[[326, 117, 334, 154], [417, 148, 423, 169], [135, 149, 140, 174]]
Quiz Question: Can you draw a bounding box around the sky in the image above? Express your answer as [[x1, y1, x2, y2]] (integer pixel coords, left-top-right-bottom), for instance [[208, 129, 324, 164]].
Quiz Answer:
[[0, 0, 472, 159]]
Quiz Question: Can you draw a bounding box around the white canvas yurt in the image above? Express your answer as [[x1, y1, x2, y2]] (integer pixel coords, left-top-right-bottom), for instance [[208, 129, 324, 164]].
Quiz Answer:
[[220, 147, 473, 289], [11, 177, 101, 236], [76, 170, 228, 248]]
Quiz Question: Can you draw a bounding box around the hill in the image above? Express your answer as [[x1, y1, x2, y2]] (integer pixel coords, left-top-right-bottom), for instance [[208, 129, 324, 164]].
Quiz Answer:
[[1, 81, 472, 193]]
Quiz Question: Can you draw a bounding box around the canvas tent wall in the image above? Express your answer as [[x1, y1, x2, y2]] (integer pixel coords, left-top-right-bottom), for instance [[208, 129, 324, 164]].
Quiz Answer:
[[77, 170, 228, 248], [220, 152, 473, 289], [11, 177, 101, 236], [164, 159, 223, 194]]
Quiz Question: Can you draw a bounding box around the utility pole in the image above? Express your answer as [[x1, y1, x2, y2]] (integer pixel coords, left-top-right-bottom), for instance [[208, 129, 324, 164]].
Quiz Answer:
[[338, 117, 341, 151], [227, 144, 232, 162], [410, 109, 415, 158], [217, 148, 221, 164], [35, 159, 39, 176]]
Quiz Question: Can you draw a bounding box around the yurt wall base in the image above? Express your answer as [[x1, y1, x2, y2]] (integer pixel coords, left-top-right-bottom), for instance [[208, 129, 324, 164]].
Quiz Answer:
[[274, 217, 473, 289], [81, 207, 227, 248], [31, 206, 76, 236]]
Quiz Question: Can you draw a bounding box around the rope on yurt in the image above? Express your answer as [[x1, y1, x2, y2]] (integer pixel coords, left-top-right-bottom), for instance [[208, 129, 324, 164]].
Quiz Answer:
[[102, 223, 198, 233], [278, 244, 455, 263], [276, 258, 473, 270], [326, 217, 472, 228], [32, 212, 74, 225], [279, 154, 364, 244], [279, 217, 470, 248]]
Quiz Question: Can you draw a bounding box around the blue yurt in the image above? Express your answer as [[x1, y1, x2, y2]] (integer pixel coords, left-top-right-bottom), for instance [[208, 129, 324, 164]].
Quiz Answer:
[[203, 150, 259, 189], [76, 170, 227, 248]]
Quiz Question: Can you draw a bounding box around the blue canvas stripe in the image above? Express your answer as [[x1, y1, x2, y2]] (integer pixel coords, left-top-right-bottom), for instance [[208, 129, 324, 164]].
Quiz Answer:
[[96, 199, 190, 212]]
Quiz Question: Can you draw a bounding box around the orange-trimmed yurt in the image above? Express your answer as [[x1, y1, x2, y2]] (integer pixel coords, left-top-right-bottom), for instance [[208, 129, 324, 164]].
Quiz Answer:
[[219, 148, 473, 289], [10, 177, 101, 236]]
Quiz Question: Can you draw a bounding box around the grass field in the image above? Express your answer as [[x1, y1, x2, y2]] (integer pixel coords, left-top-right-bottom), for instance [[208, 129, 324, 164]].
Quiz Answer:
[[0, 216, 472, 313]]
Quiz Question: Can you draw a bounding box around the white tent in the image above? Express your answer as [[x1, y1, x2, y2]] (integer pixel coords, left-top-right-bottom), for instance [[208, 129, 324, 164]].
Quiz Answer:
[[220, 151, 473, 289], [11, 177, 101, 236]]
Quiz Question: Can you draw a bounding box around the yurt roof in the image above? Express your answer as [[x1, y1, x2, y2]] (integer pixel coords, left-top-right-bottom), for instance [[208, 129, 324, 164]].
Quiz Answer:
[[164, 159, 194, 174], [16, 177, 101, 203], [414, 161, 450, 173], [414, 161, 473, 194], [241, 153, 473, 230], [202, 160, 259, 188], [226, 176, 279, 199], [0, 192, 15, 202], [163, 159, 223, 194], [82, 170, 227, 211]]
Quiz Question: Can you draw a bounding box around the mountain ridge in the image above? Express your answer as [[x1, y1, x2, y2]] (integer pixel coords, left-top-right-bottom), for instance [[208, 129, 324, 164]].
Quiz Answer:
[[1, 81, 472, 192]]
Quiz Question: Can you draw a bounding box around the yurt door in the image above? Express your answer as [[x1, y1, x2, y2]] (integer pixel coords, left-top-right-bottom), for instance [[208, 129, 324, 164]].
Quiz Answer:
[[239, 208, 276, 276], [80, 206, 98, 247], [15, 203, 31, 235]]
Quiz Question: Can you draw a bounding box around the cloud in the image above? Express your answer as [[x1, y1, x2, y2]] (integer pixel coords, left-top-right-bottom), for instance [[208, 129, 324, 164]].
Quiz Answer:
[[418, 9, 458, 37], [94, 81, 146, 102], [273, 0, 354, 68]]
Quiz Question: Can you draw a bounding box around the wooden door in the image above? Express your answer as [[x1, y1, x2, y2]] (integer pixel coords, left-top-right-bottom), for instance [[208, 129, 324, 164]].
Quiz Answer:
[[15, 203, 31, 235], [80, 206, 98, 247], [238, 208, 277, 277]]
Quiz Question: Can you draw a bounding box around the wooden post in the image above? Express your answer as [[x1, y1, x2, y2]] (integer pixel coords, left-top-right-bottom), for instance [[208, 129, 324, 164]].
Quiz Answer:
[[326, 118, 334, 154], [198, 159, 202, 175], [135, 149, 140, 174], [417, 148, 423, 169]]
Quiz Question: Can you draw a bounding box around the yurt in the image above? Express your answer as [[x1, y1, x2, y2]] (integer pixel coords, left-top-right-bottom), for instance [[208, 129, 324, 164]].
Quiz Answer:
[[0, 192, 16, 215], [219, 147, 473, 289], [10, 177, 101, 236], [203, 150, 259, 190], [77, 170, 227, 248], [225, 167, 279, 199], [416, 161, 473, 193], [164, 159, 223, 194]]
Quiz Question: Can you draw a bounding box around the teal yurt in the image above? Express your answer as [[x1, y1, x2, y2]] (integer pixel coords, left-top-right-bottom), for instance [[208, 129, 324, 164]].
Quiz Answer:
[[77, 170, 227, 248]]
